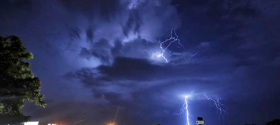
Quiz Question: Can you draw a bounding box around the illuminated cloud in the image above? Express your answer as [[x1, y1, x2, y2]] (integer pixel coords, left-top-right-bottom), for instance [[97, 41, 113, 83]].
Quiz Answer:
[[0, 0, 280, 125]]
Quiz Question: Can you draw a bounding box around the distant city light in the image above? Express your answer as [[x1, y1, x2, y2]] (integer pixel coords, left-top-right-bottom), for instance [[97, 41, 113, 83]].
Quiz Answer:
[[107, 122, 116, 125], [24, 121, 39, 125]]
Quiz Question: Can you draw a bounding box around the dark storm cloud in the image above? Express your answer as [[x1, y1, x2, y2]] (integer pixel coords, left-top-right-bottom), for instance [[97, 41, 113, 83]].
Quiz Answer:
[[172, 0, 280, 67], [122, 9, 142, 36], [80, 39, 112, 64], [70, 57, 164, 82], [85, 27, 94, 42], [66, 55, 239, 124], [68, 56, 235, 104], [111, 38, 159, 59], [66, 0, 280, 124], [59, 0, 122, 21], [78, 37, 161, 64], [1, 0, 280, 125], [69, 27, 81, 40], [61, 0, 181, 64]]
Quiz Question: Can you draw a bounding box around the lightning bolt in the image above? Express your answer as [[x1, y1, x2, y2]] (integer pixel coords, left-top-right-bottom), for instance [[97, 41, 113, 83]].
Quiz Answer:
[[204, 94, 226, 118], [184, 95, 191, 125], [159, 28, 184, 62], [179, 93, 225, 125], [179, 95, 191, 125]]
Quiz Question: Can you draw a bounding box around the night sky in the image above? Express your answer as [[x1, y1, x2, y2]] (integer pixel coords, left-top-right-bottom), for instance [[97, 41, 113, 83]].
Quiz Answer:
[[1, 0, 280, 125]]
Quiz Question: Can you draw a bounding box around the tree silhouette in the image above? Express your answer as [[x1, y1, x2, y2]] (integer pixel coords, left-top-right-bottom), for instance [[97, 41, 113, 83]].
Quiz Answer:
[[0, 36, 46, 124], [266, 119, 280, 125]]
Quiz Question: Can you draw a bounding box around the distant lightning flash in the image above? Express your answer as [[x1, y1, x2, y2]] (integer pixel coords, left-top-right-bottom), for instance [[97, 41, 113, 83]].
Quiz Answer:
[[204, 94, 226, 118], [158, 28, 184, 62]]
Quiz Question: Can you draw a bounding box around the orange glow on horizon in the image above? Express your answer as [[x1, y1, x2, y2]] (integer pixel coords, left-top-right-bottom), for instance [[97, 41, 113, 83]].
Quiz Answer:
[[107, 122, 116, 125]]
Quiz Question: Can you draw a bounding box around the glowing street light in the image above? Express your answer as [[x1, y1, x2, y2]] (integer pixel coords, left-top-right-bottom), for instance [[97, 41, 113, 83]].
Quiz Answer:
[[48, 123, 57, 125]]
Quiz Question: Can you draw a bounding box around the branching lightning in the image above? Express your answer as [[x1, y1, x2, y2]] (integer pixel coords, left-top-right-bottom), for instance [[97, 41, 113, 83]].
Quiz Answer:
[[179, 93, 226, 125], [204, 94, 226, 118], [179, 95, 191, 125], [158, 28, 184, 62]]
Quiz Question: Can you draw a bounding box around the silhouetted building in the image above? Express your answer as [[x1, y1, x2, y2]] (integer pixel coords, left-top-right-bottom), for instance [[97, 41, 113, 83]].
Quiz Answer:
[[196, 117, 204, 125]]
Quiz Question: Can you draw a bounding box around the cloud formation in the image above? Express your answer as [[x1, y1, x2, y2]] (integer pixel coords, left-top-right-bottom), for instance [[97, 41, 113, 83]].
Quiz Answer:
[[0, 0, 280, 125]]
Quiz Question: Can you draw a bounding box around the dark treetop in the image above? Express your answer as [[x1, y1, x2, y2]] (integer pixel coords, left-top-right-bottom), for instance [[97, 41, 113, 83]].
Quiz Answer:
[[0, 36, 45, 124]]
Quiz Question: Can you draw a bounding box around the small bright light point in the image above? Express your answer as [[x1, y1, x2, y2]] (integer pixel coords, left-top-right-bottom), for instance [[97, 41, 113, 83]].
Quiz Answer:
[[184, 95, 190, 99], [150, 52, 168, 62], [24, 122, 39, 125], [157, 53, 162, 58], [151, 52, 162, 58], [183, 94, 192, 99]]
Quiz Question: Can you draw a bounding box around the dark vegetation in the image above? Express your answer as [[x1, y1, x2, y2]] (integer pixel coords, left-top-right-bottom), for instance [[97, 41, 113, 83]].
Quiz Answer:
[[0, 36, 45, 124]]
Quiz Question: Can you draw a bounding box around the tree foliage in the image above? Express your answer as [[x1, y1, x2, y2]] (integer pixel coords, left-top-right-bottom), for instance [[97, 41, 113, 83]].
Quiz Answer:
[[0, 36, 45, 123]]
